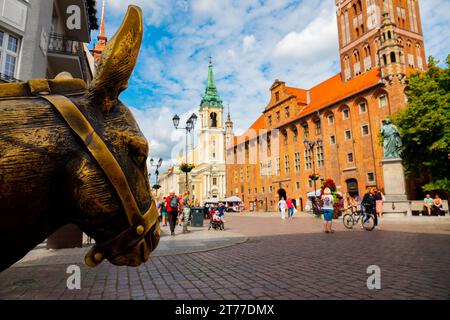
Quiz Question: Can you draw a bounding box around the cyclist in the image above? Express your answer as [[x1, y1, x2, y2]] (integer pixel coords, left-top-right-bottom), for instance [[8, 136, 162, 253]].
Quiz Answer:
[[361, 187, 378, 229]]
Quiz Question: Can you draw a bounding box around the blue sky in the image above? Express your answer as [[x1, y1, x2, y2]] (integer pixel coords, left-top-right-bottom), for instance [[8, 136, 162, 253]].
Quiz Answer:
[[90, 0, 450, 173]]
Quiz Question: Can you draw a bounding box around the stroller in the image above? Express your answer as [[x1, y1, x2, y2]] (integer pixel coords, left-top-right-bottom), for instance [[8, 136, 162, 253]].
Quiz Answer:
[[208, 208, 225, 230]]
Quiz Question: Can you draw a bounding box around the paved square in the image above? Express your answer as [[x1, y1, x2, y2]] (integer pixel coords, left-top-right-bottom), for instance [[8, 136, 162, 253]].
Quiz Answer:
[[1, 214, 449, 300]]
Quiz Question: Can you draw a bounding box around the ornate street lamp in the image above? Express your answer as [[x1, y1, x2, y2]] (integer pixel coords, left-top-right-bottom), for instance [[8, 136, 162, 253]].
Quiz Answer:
[[173, 113, 197, 192], [149, 157, 163, 196]]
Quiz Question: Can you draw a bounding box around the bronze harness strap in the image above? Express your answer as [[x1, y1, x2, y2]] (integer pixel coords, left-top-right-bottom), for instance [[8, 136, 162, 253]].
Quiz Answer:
[[41, 94, 159, 267]]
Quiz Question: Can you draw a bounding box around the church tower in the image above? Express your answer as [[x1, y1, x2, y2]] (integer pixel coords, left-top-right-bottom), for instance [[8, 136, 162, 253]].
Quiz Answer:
[[225, 105, 234, 149], [93, 1, 107, 64], [198, 58, 226, 164], [335, 0, 426, 82], [377, 0, 406, 85]]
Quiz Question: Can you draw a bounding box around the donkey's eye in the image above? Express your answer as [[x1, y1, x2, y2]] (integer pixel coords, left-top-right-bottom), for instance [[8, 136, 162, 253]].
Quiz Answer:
[[131, 153, 146, 167]]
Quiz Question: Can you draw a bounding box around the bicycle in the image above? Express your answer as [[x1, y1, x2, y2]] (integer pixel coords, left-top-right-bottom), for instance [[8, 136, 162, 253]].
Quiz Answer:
[[342, 205, 376, 231]]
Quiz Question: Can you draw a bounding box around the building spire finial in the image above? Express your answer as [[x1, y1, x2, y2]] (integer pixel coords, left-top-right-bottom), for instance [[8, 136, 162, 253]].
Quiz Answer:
[[99, 0, 106, 38], [200, 57, 223, 109]]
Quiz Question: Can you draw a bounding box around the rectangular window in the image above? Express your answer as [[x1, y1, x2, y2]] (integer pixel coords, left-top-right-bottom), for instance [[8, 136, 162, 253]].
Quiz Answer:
[[308, 180, 313, 188], [267, 160, 272, 176], [246, 166, 250, 180], [269, 186, 273, 193], [254, 188, 257, 194], [315, 121, 321, 135], [240, 168, 243, 181], [285, 107, 290, 118], [367, 172, 375, 182], [328, 114, 334, 124], [330, 135, 336, 145], [0, 32, 20, 79], [347, 153, 354, 163], [317, 146, 324, 167], [379, 95, 388, 108], [343, 109, 350, 120], [276, 111, 280, 121], [359, 102, 367, 113], [345, 130, 352, 140], [303, 125, 309, 138], [213, 177, 217, 186], [262, 187, 265, 193], [268, 115, 272, 126], [294, 152, 301, 173], [284, 155, 290, 174], [304, 149, 312, 170], [276, 157, 280, 176], [362, 124, 370, 136], [275, 91, 279, 101], [296, 181, 300, 190]]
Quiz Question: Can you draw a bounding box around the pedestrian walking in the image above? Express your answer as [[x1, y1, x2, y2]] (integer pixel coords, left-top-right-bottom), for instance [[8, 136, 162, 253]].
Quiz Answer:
[[321, 188, 334, 233], [286, 198, 294, 219], [374, 188, 385, 218], [278, 197, 287, 220], [160, 197, 168, 226], [165, 190, 180, 236], [182, 192, 191, 233]]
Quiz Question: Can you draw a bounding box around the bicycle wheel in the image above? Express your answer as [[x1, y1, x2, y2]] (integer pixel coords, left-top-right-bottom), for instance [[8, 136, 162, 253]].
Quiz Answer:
[[343, 214, 354, 229], [362, 214, 375, 231]]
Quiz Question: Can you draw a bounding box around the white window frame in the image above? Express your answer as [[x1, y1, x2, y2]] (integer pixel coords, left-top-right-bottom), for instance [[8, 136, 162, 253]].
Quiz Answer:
[[344, 129, 352, 140], [347, 153, 354, 163], [0, 30, 21, 79], [361, 124, 370, 136], [330, 135, 336, 145], [342, 108, 350, 120], [359, 101, 367, 113]]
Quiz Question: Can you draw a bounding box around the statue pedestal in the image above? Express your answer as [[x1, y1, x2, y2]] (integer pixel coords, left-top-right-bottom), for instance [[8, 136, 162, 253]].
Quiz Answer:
[[381, 158, 411, 217]]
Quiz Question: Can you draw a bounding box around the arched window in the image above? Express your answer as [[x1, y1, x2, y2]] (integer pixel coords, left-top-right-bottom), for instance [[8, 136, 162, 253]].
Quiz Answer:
[[363, 44, 372, 70], [302, 123, 309, 138], [353, 50, 361, 76], [210, 112, 217, 127], [382, 54, 387, 66], [291, 126, 298, 142], [390, 51, 396, 63], [342, 107, 350, 120]]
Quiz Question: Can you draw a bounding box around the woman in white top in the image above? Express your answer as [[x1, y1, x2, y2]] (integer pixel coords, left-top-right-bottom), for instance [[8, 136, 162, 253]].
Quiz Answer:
[[321, 188, 335, 233], [278, 197, 287, 220]]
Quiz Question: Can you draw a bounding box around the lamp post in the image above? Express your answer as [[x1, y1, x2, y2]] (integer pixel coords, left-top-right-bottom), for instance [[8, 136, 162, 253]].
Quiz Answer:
[[303, 138, 323, 198], [148, 157, 163, 196], [173, 113, 198, 193]]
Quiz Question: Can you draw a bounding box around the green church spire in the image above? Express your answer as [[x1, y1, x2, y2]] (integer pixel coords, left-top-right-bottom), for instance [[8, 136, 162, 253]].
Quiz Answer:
[[200, 57, 223, 108]]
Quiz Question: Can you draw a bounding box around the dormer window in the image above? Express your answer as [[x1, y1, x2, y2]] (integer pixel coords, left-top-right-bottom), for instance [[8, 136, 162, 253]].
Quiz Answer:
[[275, 92, 280, 102]]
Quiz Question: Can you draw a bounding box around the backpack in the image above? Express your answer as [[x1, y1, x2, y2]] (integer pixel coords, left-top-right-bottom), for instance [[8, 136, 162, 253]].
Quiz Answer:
[[169, 196, 179, 209]]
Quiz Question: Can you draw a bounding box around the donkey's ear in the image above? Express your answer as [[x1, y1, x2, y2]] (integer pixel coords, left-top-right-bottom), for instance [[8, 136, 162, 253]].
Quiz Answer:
[[88, 5, 143, 113]]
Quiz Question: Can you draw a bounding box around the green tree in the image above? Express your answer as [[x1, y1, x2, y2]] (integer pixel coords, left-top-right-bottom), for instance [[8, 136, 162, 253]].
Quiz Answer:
[[391, 55, 450, 193]]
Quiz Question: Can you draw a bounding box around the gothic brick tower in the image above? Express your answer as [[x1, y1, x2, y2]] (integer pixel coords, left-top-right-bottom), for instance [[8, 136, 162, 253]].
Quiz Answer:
[[335, 0, 426, 82], [93, 1, 107, 65]]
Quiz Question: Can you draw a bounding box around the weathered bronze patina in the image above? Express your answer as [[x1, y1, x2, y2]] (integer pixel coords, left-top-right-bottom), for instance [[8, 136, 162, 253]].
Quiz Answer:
[[0, 6, 160, 271]]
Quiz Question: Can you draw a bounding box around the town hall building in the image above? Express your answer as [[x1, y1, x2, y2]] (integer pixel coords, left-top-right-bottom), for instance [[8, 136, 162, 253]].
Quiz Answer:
[[226, 0, 427, 211]]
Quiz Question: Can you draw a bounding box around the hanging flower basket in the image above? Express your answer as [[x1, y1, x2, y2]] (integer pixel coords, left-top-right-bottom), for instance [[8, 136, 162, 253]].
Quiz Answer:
[[179, 163, 195, 173], [309, 173, 320, 181]]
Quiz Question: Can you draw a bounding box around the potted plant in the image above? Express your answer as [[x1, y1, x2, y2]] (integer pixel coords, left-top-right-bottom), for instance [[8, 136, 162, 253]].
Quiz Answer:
[[309, 173, 320, 181], [179, 163, 195, 173]]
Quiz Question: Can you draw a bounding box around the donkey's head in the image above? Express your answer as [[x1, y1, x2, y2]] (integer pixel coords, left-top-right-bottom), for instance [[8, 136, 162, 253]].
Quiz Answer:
[[63, 6, 159, 267]]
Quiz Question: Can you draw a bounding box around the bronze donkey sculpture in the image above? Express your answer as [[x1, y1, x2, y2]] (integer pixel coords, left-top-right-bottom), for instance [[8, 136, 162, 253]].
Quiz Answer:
[[0, 6, 160, 271]]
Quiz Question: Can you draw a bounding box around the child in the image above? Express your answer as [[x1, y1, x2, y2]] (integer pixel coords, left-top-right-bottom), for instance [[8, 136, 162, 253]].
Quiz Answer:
[[321, 187, 335, 233]]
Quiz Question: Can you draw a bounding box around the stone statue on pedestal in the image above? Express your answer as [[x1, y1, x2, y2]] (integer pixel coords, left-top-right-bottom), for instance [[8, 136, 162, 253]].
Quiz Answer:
[[381, 119, 402, 159]]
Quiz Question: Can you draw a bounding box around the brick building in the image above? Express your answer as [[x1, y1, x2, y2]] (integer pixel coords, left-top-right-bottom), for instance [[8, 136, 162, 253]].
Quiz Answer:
[[226, 0, 427, 211]]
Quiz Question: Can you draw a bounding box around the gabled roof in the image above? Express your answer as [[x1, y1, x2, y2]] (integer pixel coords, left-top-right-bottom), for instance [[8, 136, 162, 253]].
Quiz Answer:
[[285, 86, 308, 104], [230, 115, 265, 148], [297, 67, 381, 117]]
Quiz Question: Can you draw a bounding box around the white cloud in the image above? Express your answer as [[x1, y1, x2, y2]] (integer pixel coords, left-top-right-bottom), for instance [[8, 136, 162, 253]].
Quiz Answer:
[[243, 35, 256, 53], [98, 0, 450, 165]]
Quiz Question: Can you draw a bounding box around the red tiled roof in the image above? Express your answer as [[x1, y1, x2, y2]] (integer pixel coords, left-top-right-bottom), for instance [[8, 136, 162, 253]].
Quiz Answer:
[[230, 115, 265, 148], [297, 67, 381, 117], [285, 86, 307, 104]]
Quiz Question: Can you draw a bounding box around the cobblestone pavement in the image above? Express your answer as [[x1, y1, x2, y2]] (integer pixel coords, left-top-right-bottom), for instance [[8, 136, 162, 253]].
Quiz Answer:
[[1, 214, 449, 300]]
